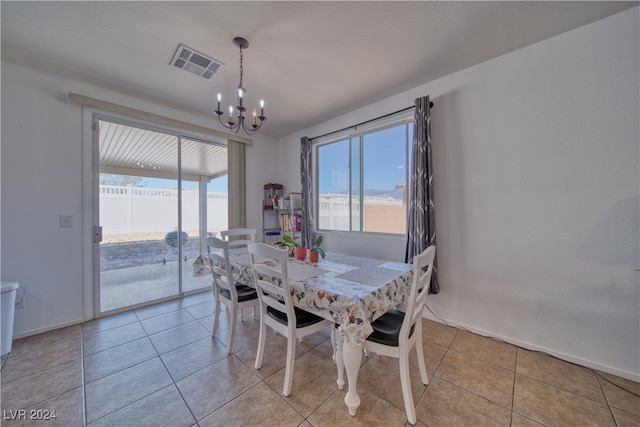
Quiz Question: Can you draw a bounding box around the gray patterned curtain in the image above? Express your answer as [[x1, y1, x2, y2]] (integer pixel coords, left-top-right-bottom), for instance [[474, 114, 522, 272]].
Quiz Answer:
[[300, 136, 316, 248], [405, 95, 439, 294]]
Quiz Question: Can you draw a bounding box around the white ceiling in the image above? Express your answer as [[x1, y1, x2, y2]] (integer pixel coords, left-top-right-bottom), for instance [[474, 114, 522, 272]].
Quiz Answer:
[[1, 1, 637, 138]]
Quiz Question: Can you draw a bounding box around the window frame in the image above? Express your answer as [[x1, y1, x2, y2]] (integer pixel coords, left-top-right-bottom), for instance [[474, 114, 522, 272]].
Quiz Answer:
[[313, 115, 413, 236]]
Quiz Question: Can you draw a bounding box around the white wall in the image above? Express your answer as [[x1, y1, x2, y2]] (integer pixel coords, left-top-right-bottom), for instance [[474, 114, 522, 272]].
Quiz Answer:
[[278, 8, 640, 380], [0, 62, 279, 336]]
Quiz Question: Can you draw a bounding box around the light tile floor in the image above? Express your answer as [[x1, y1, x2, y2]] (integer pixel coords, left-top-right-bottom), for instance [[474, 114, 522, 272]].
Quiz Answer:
[[2, 291, 639, 427]]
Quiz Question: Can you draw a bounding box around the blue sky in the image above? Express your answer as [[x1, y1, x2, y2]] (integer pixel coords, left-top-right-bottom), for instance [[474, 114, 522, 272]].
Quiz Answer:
[[318, 123, 412, 194]]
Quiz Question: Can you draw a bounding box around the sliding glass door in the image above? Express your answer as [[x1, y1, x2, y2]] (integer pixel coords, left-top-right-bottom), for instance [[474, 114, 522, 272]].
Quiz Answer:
[[180, 137, 229, 293], [95, 117, 228, 314]]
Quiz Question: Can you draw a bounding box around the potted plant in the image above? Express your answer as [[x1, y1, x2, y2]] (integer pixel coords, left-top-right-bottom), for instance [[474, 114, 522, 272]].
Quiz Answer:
[[275, 234, 307, 260], [308, 235, 325, 263]]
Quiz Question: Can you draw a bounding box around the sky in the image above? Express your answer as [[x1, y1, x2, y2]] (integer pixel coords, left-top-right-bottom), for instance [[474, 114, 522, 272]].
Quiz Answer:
[[318, 122, 412, 194]]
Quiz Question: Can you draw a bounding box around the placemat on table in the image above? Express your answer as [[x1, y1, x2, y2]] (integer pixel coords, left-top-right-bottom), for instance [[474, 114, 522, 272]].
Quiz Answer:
[[289, 262, 329, 281], [336, 266, 407, 287]]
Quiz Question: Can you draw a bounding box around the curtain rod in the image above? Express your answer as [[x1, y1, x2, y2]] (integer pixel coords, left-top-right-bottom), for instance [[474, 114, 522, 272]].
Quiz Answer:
[[308, 101, 433, 142]]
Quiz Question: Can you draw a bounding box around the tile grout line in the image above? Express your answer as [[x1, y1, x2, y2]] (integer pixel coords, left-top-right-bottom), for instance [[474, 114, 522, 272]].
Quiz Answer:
[[509, 348, 519, 427], [226, 348, 334, 425], [426, 300, 639, 418], [85, 315, 197, 425], [515, 363, 622, 408], [413, 328, 460, 425], [220, 331, 336, 424], [120, 313, 197, 421], [152, 316, 201, 426], [426, 327, 530, 425], [146, 307, 237, 425], [303, 387, 340, 426], [594, 370, 621, 426]]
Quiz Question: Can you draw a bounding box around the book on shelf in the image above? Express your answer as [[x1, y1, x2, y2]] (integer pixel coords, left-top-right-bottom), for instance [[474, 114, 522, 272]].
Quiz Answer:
[[280, 213, 301, 232]]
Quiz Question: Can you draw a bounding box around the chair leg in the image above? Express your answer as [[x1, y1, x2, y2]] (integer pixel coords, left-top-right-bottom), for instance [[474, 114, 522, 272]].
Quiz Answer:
[[415, 336, 429, 385], [211, 299, 220, 338], [254, 314, 267, 370], [226, 305, 237, 355], [282, 333, 296, 397], [399, 349, 417, 425]]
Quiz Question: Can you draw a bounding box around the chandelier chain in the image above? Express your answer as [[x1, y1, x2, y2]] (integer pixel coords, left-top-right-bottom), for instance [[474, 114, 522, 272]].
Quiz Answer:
[[238, 46, 244, 91]]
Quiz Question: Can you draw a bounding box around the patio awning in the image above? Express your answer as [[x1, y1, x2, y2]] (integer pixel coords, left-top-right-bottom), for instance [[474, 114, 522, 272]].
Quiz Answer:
[[99, 120, 228, 182]]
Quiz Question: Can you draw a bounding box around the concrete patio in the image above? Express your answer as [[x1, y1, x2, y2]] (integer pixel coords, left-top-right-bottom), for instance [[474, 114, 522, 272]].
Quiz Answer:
[[100, 243, 210, 313]]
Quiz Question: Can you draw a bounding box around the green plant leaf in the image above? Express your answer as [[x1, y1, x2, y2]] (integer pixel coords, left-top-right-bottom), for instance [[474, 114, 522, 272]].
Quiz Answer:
[[281, 234, 300, 247]]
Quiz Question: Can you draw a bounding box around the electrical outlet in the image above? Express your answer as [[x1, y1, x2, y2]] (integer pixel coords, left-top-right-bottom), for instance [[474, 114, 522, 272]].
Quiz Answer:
[[15, 287, 25, 309], [59, 215, 72, 228]]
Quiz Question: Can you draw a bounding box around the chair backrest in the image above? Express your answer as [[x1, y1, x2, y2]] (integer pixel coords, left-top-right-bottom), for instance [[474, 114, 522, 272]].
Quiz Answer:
[[205, 236, 236, 299], [400, 246, 436, 340], [247, 243, 295, 325], [221, 228, 256, 250]]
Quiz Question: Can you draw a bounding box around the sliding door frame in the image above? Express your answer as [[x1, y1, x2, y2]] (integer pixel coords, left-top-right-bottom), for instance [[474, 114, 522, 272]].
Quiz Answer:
[[81, 106, 230, 319]]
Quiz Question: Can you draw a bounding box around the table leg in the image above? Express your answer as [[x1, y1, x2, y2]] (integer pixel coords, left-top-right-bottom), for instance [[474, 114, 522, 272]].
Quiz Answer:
[[334, 328, 345, 390], [342, 339, 362, 416]]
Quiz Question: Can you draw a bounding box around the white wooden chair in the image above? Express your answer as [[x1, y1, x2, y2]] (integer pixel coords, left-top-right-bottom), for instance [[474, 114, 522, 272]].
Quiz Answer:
[[220, 228, 256, 251], [248, 243, 333, 396], [206, 236, 259, 355], [362, 245, 436, 425]]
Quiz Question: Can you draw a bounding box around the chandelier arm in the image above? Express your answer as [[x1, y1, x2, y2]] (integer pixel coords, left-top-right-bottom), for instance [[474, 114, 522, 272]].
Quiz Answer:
[[217, 113, 242, 134], [240, 117, 263, 135]]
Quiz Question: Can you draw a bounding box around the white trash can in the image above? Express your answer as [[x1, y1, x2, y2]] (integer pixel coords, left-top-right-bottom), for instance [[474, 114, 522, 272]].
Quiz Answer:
[[1, 281, 19, 356]]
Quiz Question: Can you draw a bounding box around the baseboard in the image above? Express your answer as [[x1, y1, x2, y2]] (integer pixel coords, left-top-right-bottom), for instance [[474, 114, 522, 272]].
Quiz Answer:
[[422, 310, 640, 382], [12, 318, 85, 340]]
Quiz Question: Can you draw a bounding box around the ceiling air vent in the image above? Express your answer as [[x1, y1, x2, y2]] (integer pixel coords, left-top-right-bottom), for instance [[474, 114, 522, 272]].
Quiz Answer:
[[170, 44, 224, 80]]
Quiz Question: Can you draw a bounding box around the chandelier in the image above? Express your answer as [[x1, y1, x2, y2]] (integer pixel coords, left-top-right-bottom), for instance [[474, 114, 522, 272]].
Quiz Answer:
[[215, 37, 266, 135]]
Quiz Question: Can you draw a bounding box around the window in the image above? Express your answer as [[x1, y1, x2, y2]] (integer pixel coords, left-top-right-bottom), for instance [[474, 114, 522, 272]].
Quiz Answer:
[[316, 121, 413, 234]]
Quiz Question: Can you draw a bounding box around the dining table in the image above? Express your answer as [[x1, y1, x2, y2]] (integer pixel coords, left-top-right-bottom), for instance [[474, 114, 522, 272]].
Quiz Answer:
[[194, 248, 414, 417]]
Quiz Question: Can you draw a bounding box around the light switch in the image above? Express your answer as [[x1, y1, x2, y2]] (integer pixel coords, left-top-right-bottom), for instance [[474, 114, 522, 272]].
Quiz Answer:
[[59, 215, 72, 228]]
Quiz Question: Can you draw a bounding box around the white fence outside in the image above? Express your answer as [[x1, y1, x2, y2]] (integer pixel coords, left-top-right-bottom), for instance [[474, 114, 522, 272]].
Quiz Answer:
[[99, 185, 405, 238], [100, 185, 228, 235]]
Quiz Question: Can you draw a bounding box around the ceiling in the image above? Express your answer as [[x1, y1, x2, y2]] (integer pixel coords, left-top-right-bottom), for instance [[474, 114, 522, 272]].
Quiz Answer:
[[1, 1, 637, 139]]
